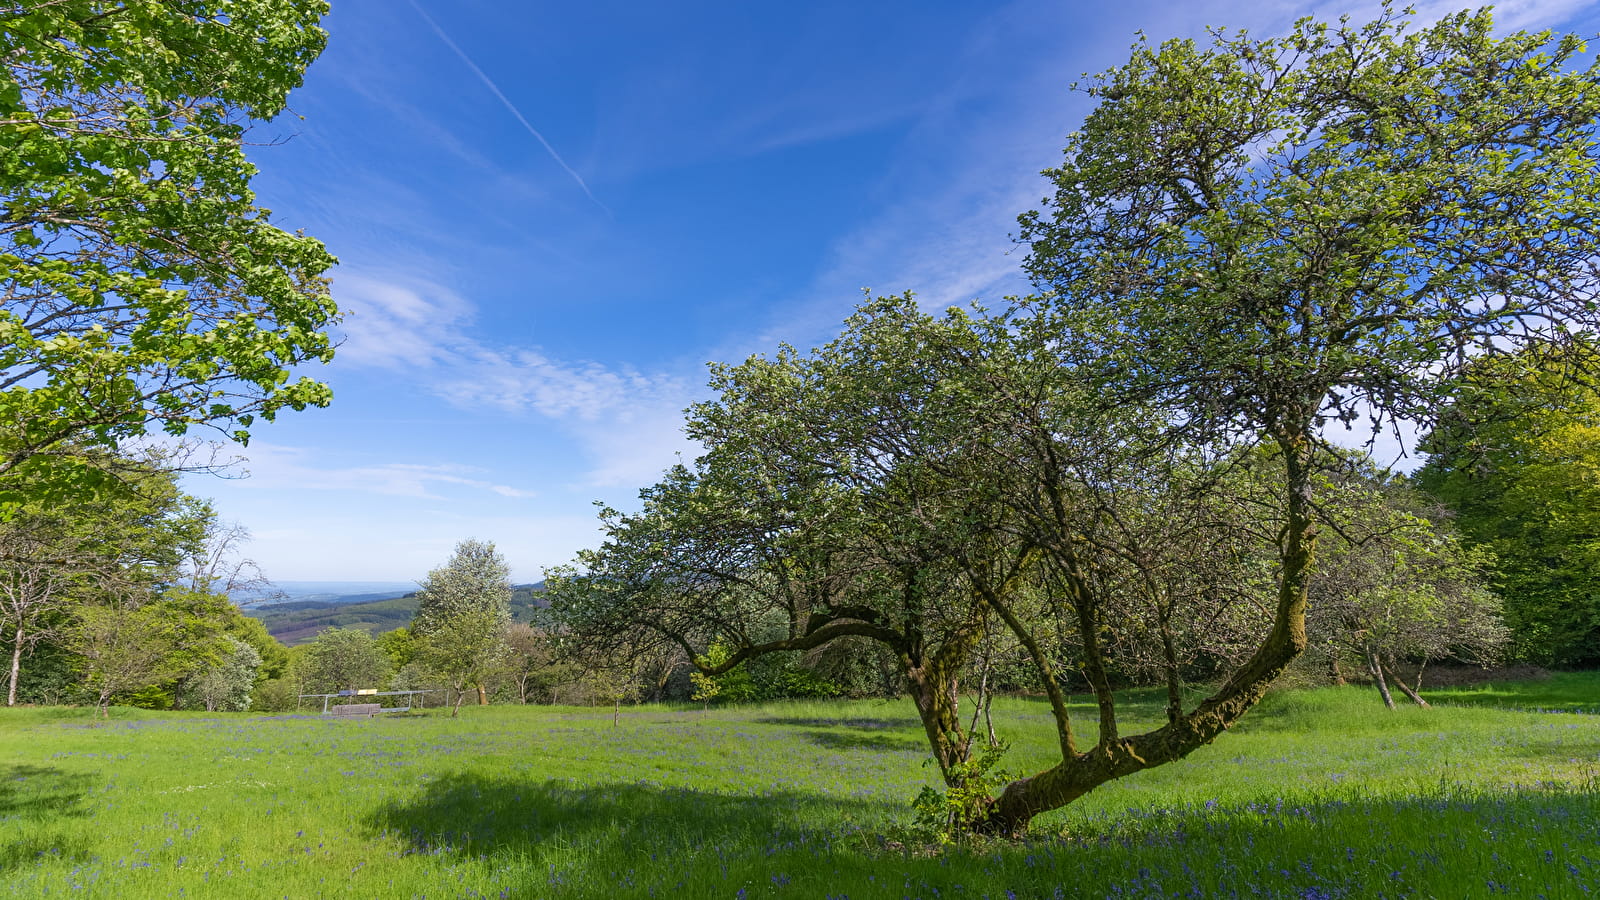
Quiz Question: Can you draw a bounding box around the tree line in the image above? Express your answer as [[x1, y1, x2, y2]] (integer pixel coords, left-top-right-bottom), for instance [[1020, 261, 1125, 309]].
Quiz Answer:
[[0, 450, 287, 713]]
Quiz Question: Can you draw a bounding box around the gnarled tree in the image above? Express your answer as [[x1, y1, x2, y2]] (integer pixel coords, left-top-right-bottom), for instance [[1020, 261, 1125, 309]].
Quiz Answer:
[[1005, 5, 1600, 831], [557, 6, 1600, 836], [552, 297, 1277, 832]]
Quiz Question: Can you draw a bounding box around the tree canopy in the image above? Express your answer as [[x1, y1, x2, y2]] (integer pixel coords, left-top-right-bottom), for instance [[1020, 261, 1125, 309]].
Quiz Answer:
[[0, 1, 338, 508], [556, 4, 1600, 836], [414, 539, 513, 716], [0, 446, 291, 709], [998, 5, 1600, 826], [1021, 6, 1600, 441], [295, 626, 389, 697], [552, 296, 1282, 833]]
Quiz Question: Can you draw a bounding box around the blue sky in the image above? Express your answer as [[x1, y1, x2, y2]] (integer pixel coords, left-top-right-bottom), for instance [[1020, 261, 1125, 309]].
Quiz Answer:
[[194, 0, 1600, 583]]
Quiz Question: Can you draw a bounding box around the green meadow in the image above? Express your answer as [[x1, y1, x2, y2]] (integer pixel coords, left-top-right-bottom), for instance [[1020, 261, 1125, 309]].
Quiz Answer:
[[4, 677, 1598, 899]]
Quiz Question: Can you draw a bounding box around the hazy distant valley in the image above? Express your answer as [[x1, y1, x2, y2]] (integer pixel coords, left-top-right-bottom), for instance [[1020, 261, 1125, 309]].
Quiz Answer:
[[242, 582, 548, 645], [231, 581, 421, 608]]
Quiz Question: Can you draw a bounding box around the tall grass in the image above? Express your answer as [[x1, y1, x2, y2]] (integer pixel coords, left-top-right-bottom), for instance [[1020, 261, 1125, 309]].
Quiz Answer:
[[2, 680, 1597, 898]]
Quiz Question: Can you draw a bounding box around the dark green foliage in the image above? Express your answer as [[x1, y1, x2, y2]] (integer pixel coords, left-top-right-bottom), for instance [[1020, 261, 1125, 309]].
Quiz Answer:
[[0, 622, 77, 704], [0, 454, 267, 709], [804, 636, 903, 699], [1416, 346, 1600, 667], [249, 676, 301, 713], [706, 650, 842, 704]]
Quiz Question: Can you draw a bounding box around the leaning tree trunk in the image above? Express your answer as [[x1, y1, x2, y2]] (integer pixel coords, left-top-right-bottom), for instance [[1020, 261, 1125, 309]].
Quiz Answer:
[[975, 429, 1319, 836], [1365, 647, 1396, 710], [1384, 655, 1430, 708]]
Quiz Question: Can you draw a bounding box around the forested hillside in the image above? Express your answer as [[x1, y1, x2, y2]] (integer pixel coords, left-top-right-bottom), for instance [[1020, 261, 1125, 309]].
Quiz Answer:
[[247, 584, 546, 645]]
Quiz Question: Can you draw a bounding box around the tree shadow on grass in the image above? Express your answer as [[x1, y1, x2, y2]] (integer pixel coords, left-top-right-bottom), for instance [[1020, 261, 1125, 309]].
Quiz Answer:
[[363, 772, 1600, 898], [0, 765, 97, 873], [367, 774, 924, 896], [753, 715, 916, 730], [0, 834, 94, 873], [0, 765, 94, 819], [1425, 676, 1600, 714], [796, 729, 925, 752], [1497, 736, 1600, 761], [367, 773, 893, 863]]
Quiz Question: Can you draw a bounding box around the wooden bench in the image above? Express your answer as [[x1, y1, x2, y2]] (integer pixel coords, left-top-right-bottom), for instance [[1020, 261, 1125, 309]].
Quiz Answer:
[[327, 703, 382, 718]]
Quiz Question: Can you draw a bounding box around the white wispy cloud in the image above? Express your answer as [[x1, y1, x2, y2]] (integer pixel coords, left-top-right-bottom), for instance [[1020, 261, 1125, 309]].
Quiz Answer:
[[571, 405, 700, 490], [437, 346, 700, 488], [332, 273, 475, 369], [332, 269, 700, 489], [231, 443, 536, 500], [333, 0, 1594, 495], [435, 347, 679, 420]]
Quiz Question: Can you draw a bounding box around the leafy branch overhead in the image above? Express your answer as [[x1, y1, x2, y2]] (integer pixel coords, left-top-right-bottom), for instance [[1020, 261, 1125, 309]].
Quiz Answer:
[[0, 1, 339, 508]]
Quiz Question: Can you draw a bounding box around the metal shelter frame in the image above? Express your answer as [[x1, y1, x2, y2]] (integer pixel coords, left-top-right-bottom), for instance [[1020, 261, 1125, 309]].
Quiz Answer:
[[297, 689, 435, 714]]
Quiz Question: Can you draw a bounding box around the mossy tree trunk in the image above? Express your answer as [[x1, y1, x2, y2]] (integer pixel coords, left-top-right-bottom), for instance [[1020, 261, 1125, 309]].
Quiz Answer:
[[976, 435, 1316, 836]]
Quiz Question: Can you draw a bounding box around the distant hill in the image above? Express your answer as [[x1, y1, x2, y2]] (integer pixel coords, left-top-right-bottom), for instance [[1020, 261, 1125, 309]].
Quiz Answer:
[[231, 581, 420, 609], [248, 583, 547, 645]]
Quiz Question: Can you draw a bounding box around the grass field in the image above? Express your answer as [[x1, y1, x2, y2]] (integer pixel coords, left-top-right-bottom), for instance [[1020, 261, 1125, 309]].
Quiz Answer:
[[3, 678, 1598, 899]]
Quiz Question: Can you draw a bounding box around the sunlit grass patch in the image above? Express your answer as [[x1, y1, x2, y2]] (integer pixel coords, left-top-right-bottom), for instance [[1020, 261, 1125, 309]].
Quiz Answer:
[[1423, 670, 1600, 714]]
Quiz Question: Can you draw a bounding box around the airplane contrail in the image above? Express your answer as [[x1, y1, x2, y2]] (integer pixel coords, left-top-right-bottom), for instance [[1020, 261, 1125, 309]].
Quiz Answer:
[[408, 0, 609, 214]]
